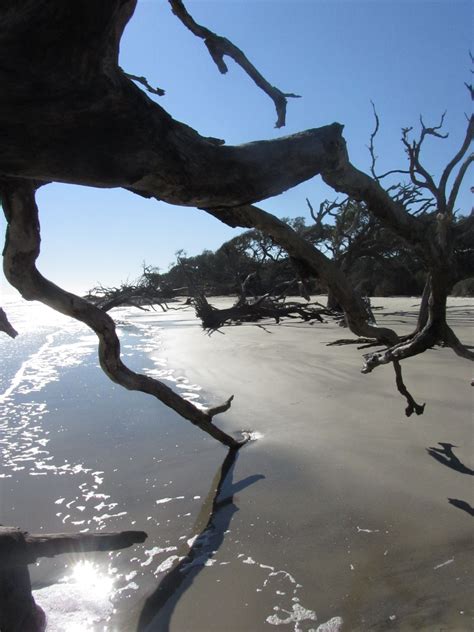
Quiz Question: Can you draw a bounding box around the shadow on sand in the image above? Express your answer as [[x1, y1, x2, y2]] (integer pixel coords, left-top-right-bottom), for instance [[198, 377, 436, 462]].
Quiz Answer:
[[448, 498, 474, 517], [426, 442, 474, 476], [138, 448, 264, 631], [427, 443, 474, 519]]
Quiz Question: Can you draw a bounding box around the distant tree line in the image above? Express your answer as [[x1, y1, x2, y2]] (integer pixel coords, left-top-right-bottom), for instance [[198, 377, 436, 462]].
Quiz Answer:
[[125, 199, 474, 302]]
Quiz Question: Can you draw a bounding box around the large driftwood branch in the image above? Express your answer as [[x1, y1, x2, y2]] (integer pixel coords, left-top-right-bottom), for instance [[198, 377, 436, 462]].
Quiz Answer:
[[192, 293, 330, 332], [168, 0, 300, 128], [0, 526, 147, 568], [0, 2, 341, 204], [1, 179, 244, 449], [321, 157, 427, 251]]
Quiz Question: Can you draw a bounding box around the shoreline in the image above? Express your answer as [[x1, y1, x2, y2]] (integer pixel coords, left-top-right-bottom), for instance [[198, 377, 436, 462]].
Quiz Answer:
[[151, 295, 473, 630]]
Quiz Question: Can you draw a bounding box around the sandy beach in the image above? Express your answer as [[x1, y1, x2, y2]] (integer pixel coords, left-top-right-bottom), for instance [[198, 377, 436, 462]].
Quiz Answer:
[[142, 296, 474, 631], [1, 296, 472, 631]]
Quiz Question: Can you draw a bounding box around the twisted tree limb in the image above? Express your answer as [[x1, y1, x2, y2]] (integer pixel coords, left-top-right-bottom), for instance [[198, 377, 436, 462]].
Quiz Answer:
[[393, 361, 426, 417], [168, 0, 300, 128], [1, 178, 244, 449], [0, 1, 342, 204]]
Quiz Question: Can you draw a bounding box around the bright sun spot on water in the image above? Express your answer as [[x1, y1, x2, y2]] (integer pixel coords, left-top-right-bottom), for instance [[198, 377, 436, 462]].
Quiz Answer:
[[69, 560, 114, 599], [57, 561, 115, 632]]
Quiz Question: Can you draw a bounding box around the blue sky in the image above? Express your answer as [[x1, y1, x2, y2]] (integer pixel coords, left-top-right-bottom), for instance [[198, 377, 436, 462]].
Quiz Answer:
[[1, 0, 472, 296]]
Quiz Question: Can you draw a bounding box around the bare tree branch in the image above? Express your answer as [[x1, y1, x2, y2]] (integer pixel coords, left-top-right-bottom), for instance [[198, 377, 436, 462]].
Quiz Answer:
[[121, 68, 165, 96], [1, 178, 245, 450], [168, 0, 300, 127], [0, 307, 18, 338], [439, 115, 474, 213], [446, 150, 473, 214], [393, 360, 426, 417]]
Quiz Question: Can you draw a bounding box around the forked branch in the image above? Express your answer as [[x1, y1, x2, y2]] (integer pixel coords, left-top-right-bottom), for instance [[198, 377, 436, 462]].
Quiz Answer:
[[168, 0, 300, 127]]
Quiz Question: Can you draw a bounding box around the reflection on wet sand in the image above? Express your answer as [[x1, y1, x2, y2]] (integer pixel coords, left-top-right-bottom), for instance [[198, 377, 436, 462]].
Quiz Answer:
[[138, 448, 264, 631]]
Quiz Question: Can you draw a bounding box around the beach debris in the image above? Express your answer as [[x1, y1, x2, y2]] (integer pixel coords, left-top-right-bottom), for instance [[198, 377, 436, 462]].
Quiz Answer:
[[433, 558, 454, 570]]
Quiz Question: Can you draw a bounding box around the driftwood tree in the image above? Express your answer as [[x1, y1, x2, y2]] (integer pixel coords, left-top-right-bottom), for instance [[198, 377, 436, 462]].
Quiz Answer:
[[1, 0, 473, 437]]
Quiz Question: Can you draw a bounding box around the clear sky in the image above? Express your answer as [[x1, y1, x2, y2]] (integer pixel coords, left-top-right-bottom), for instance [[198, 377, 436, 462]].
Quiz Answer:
[[1, 0, 472, 297]]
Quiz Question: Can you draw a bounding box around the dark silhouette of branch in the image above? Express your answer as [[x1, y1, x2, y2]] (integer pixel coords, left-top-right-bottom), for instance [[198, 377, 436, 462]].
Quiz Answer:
[[121, 68, 165, 96], [1, 178, 245, 449], [168, 0, 300, 127], [393, 360, 425, 417], [368, 101, 410, 181], [0, 307, 18, 338]]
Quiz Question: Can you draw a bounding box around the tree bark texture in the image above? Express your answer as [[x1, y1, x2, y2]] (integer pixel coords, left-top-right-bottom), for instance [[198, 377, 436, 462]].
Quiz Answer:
[[0, 2, 343, 206]]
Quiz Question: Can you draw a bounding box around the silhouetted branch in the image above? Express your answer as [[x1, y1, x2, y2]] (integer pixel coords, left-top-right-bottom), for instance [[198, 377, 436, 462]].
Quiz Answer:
[[121, 69, 165, 96], [1, 178, 246, 449], [168, 0, 300, 127], [393, 360, 425, 417], [0, 307, 18, 338]]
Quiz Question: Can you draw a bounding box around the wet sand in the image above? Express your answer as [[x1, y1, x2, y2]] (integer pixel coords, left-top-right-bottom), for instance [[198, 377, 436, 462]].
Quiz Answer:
[[1, 297, 472, 631], [147, 296, 474, 631]]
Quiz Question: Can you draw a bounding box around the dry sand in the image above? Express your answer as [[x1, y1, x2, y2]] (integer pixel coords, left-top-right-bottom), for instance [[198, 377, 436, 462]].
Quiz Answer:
[[148, 296, 473, 631]]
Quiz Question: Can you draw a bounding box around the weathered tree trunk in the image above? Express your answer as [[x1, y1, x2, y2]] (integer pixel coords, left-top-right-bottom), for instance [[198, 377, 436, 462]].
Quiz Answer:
[[0, 2, 343, 206], [326, 287, 343, 312]]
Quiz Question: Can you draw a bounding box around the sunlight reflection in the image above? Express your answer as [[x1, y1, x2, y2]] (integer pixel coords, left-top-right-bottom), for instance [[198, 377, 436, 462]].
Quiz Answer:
[[69, 560, 114, 599]]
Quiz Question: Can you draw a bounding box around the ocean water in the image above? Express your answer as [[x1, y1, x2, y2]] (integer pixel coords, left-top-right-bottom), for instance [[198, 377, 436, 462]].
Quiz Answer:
[[1, 300, 342, 632]]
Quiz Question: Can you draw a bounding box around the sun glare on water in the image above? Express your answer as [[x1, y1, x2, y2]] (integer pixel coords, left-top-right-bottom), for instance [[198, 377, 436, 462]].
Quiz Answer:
[[70, 560, 114, 598], [55, 561, 115, 632]]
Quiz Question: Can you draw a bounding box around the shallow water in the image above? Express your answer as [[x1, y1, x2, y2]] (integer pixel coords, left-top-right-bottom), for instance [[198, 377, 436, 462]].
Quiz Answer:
[[0, 301, 344, 631]]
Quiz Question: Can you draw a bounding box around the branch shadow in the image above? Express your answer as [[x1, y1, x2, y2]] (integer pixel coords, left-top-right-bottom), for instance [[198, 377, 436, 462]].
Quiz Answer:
[[426, 442, 474, 475], [137, 448, 264, 631], [448, 498, 474, 517]]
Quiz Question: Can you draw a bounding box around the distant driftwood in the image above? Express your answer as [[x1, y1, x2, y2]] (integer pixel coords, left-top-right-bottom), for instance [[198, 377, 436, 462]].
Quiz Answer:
[[0, 525, 147, 632]]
